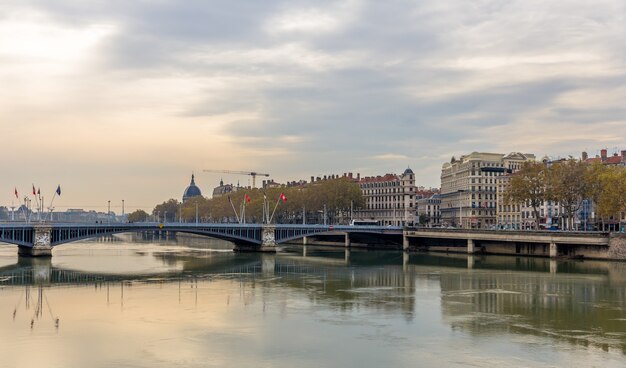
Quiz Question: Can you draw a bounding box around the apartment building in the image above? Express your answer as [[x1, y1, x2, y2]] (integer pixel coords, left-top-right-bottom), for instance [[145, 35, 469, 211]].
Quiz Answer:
[[440, 152, 535, 228], [357, 168, 416, 226]]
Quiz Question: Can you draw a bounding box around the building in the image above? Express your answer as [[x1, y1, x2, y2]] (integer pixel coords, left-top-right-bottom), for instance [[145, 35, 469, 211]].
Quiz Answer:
[[441, 152, 535, 229], [416, 194, 441, 226], [582, 149, 626, 166], [182, 174, 202, 203], [356, 168, 416, 226], [212, 179, 239, 198]]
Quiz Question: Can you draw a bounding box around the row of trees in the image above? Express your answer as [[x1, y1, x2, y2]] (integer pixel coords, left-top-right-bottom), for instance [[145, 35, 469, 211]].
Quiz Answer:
[[128, 177, 364, 224], [505, 160, 626, 230]]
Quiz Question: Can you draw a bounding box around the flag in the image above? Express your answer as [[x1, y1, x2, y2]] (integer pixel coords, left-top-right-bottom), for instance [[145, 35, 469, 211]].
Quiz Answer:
[[56, 185, 61, 196], [244, 194, 251, 203], [280, 193, 287, 203], [37, 188, 40, 195], [32, 185, 36, 195], [14, 188, 18, 199]]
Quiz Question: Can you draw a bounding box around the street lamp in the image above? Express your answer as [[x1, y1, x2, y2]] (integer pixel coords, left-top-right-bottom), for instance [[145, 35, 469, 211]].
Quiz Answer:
[[458, 190, 465, 228]]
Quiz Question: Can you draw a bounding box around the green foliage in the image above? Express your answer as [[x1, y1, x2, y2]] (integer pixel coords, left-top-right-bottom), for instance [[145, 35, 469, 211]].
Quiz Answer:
[[175, 178, 364, 224], [505, 161, 547, 229], [547, 159, 589, 230], [595, 166, 626, 218], [153, 199, 182, 222], [127, 209, 149, 223], [504, 158, 625, 230]]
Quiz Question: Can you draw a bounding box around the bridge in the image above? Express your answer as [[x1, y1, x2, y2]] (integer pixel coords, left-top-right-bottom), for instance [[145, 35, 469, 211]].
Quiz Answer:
[[403, 227, 626, 260], [0, 222, 402, 257]]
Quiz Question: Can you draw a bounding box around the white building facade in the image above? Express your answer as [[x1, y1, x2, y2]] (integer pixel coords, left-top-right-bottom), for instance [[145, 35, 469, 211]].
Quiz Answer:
[[441, 152, 535, 229], [357, 168, 417, 226]]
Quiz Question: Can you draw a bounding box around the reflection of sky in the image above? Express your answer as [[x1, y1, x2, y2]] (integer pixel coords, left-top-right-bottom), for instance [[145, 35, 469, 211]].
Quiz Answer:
[[51, 243, 187, 274], [0, 244, 19, 268], [2, 243, 626, 367], [2, 276, 625, 368]]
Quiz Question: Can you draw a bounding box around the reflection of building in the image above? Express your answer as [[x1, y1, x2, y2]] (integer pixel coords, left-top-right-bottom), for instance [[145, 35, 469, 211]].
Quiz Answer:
[[438, 267, 626, 354], [182, 174, 202, 203], [357, 168, 417, 226], [441, 152, 535, 228]]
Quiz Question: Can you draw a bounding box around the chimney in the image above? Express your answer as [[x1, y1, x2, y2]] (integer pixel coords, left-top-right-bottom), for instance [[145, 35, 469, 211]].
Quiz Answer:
[[601, 149, 608, 160], [357, 173, 360, 180], [323, 175, 327, 180], [582, 151, 588, 160], [311, 176, 314, 183], [348, 172, 353, 179]]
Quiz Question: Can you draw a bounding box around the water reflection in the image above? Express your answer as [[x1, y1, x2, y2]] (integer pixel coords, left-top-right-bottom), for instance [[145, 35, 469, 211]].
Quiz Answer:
[[1, 238, 626, 367]]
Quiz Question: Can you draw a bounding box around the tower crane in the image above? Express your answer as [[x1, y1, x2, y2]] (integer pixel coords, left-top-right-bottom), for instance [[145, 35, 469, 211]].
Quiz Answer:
[[203, 169, 270, 188]]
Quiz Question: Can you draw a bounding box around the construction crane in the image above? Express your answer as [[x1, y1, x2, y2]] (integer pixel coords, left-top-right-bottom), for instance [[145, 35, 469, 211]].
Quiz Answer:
[[203, 169, 270, 188]]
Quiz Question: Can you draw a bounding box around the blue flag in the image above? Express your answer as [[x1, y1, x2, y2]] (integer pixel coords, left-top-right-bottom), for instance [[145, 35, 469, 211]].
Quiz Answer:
[[56, 185, 61, 196]]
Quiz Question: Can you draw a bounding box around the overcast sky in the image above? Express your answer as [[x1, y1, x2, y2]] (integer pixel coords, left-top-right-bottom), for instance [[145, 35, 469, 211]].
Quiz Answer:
[[1, 0, 624, 212]]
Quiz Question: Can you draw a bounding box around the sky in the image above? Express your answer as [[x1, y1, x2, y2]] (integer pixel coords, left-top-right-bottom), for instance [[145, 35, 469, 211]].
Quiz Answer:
[[1, 0, 625, 212]]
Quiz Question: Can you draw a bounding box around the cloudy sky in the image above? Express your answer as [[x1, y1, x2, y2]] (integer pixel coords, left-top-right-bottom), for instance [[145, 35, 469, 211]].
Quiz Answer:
[[1, 0, 624, 212]]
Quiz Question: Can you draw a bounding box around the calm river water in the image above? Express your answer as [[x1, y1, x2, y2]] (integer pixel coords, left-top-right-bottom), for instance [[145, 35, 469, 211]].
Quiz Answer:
[[1, 234, 626, 367]]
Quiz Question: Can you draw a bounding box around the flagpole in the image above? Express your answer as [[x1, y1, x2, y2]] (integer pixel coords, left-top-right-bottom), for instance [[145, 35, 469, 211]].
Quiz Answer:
[[31, 185, 41, 222], [44, 190, 58, 222], [269, 195, 282, 224], [228, 197, 240, 223]]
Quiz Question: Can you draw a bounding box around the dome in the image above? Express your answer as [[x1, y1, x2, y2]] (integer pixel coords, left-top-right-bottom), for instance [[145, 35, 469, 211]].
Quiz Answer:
[[183, 174, 202, 202], [403, 167, 414, 175]]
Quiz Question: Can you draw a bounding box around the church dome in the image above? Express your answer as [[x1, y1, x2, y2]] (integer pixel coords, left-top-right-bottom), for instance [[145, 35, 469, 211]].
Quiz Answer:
[[183, 174, 202, 202]]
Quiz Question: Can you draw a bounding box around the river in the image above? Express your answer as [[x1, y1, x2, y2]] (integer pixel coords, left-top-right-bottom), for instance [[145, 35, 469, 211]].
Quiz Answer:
[[1, 233, 625, 367]]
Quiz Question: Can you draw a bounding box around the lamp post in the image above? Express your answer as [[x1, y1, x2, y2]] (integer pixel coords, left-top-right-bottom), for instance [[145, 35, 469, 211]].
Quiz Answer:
[[458, 190, 465, 228], [107, 200, 111, 224]]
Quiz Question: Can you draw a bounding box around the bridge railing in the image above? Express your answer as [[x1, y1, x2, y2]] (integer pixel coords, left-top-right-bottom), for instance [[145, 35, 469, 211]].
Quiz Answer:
[[406, 226, 611, 237]]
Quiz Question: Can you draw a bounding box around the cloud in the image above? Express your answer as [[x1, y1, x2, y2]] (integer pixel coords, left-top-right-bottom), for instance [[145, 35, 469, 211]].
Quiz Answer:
[[1, 0, 625, 207], [371, 154, 410, 161]]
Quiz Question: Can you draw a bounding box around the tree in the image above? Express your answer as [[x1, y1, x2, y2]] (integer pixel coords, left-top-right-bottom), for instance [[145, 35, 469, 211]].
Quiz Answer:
[[504, 161, 547, 230], [595, 166, 626, 220], [173, 177, 364, 224], [548, 159, 589, 230], [153, 199, 182, 222], [127, 209, 149, 223]]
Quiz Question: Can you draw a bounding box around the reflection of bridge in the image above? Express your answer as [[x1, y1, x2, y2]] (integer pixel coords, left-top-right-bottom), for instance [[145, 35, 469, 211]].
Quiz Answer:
[[0, 222, 402, 256]]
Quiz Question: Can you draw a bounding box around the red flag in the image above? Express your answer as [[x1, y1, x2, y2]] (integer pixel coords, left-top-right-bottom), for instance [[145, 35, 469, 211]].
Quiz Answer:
[[244, 194, 251, 203], [14, 188, 18, 199], [280, 193, 287, 202]]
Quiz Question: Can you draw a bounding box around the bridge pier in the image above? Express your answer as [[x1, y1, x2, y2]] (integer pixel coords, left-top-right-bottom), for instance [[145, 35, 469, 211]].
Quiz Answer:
[[403, 235, 409, 252], [260, 225, 277, 252], [344, 233, 351, 248], [303, 236, 308, 245], [18, 225, 52, 257], [467, 239, 475, 254], [549, 242, 558, 258]]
